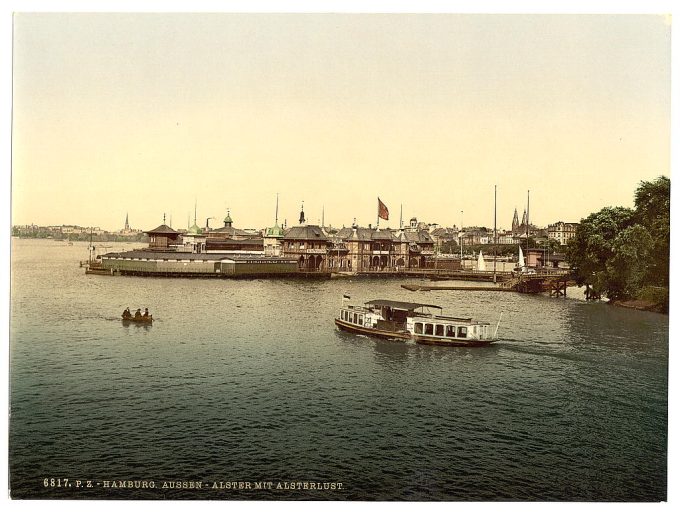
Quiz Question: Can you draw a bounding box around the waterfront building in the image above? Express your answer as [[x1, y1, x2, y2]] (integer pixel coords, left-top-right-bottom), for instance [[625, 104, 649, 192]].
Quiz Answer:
[[98, 216, 294, 276], [204, 238, 265, 254], [282, 225, 332, 271], [332, 225, 374, 271], [98, 250, 298, 277], [525, 248, 568, 268], [328, 224, 435, 271], [404, 229, 435, 268], [263, 224, 285, 256], [145, 223, 181, 250], [206, 210, 259, 241], [180, 212, 206, 252], [548, 221, 579, 246], [181, 225, 206, 253], [325, 231, 350, 270]]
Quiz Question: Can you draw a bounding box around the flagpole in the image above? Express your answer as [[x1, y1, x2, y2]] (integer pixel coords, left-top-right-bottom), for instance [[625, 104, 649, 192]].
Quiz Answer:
[[376, 197, 379, 229]]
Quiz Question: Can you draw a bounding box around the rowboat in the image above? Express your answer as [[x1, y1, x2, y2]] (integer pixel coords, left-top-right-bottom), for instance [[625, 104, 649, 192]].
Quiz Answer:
[[122, 315, 153, 324]]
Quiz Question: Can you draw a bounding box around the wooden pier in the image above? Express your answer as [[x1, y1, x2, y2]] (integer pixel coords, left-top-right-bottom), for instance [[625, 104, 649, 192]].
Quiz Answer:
[[348, 269, 515, 282], [401, 270, 575, 296]]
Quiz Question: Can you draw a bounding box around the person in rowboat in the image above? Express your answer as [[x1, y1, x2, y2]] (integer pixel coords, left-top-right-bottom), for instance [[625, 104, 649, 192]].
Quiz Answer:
[[134, 308, 142, 319], [143, 308, 149, 318], [122, 307, 131, 319]]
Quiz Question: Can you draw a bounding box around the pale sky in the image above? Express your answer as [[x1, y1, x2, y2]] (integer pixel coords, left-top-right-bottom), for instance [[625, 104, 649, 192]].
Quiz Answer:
[[11, 13, 671, 231]]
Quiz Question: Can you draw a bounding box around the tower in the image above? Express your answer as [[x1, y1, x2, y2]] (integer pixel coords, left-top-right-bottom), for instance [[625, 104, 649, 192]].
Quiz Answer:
[[124, 212, 130, 231], [299, 202, 305, 225], [512, 208, 519, 234]]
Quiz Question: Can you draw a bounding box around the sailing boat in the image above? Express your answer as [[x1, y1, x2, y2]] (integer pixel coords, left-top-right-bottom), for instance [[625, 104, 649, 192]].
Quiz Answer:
[[518, 246, 525, 269], [477, 250, 486, 271]]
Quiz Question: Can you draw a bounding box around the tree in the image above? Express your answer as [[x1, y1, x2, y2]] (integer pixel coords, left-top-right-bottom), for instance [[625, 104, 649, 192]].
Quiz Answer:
[[567, 176, 670, 302], [634, 176, 670, 287], [606, 225, 653, 299], [566, 206, 635, 298]]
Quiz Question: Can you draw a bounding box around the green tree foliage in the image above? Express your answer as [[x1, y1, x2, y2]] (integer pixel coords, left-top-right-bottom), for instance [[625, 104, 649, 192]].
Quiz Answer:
[[566, 176, 670, 302], [566, 207, 635, 298], [634, 176, 670, 287]]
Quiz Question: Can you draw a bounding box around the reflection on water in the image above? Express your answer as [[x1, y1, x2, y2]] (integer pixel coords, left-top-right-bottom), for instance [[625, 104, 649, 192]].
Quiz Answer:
[[9, 239, 668, 501]]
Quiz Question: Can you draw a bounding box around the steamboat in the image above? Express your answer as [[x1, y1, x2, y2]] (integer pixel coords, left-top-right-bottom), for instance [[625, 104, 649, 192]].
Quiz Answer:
[[335, 299, 499, 347]]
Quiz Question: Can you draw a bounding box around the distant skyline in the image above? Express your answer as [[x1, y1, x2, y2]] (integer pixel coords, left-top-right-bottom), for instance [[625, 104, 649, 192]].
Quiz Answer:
[[12, 13, 671, 232]]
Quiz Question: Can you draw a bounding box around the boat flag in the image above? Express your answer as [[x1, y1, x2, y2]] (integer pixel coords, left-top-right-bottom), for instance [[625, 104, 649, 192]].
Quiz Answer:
[[343, 294, 351, 300], [378, 198, 389, 220]]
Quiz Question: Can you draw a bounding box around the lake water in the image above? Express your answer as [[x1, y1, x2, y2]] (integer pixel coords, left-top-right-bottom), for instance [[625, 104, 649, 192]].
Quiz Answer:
[[9, 239, 668, 500]]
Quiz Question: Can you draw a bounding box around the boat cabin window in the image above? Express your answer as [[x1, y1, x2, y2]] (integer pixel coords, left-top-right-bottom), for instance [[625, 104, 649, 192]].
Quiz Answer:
[[353, 313, 358, 324], [359, 315, 364, 325], [435, 325, 444, 337], [446, 325, 456, 338], [457, 326, 468, 338], [414, 322, 423, 334], [425, 324, 433, 335]]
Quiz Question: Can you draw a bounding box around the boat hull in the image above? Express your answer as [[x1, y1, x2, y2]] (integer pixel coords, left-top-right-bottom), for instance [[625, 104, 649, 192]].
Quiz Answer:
[[334, 318, 411, 340], [122, 316, 153, 324], [413, 335, 494, 347]]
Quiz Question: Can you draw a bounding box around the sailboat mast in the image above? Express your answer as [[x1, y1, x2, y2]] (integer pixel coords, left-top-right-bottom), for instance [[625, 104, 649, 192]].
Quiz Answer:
[[493, 185, 497, 283], [526, 189, 530, 257]]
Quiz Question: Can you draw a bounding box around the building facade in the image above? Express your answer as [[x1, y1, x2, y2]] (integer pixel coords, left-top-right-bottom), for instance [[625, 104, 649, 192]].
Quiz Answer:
[[282, 225, 333, 271], [548, 221, 579, 246]]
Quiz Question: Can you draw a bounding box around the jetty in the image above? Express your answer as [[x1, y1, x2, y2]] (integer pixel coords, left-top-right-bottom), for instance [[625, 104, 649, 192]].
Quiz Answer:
[[401, 270, 575, 295]]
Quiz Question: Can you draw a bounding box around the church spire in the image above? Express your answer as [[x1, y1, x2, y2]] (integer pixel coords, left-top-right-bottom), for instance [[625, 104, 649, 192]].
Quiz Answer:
[[124, 212, 130, 231], [299, 201, 305, 225]]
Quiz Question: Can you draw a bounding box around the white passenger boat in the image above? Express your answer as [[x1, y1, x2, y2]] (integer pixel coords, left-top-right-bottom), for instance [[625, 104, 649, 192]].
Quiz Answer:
[[335, 299, 499, 346]]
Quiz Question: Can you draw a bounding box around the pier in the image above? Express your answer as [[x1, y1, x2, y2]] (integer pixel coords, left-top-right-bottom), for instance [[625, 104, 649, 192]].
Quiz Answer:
[[400, 269, 575, 295]]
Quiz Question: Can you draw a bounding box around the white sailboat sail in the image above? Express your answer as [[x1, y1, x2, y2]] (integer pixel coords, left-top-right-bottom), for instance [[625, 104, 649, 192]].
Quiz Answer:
[[477, 250, 486, 271], [518, 246, 525, 268]]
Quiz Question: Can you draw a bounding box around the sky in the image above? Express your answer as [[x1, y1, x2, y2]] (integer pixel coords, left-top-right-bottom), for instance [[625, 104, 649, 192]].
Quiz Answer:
[[11, 12, 671, 232]]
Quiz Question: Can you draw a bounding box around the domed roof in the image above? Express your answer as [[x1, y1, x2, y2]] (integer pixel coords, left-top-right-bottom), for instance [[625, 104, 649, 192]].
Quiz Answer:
[[224, 213, 233, 224], [266, 224, 285, 237], [187, 223, 203, 235]]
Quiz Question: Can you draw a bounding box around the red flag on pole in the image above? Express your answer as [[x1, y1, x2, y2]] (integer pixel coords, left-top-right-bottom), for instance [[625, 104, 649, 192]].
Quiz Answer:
[[378, 198, 389, 220]]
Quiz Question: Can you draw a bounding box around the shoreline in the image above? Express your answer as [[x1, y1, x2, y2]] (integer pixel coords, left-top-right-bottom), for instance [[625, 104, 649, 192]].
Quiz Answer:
[[609, 299, 667, 315]]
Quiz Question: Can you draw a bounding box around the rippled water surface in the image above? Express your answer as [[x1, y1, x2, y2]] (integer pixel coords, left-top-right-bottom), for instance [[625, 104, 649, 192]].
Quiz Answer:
[[9, 239, 668, 500]]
